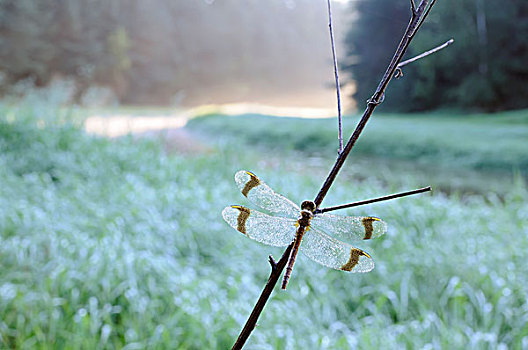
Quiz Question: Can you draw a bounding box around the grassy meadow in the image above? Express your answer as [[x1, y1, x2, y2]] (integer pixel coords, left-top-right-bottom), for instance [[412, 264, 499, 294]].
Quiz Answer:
[[187, 110, 528, 194], [1, 103, 527, 349]]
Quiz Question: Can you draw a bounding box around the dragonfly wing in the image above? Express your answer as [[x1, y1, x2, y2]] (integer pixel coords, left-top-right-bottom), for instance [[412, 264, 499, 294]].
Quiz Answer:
[[235, 170, 300, 219], [301, 227, 374, 273], [222, 205, 297, 247], [311, 214, 387, 242]]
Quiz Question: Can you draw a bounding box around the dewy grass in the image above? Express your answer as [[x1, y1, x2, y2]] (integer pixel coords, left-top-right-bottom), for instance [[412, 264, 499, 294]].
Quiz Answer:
[[0, 104, 527, 348], [187, 111, 528, 174]]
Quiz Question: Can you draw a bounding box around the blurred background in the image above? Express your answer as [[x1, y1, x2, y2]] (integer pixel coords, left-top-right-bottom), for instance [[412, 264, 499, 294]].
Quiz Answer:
[[0, 0, 527, 349]]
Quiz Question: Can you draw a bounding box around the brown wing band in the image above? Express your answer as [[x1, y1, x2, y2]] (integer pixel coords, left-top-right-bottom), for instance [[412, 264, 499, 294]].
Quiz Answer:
[[362, 217, 375, 240], [234, 206, 251, 234], [340, 248, 364, 271], [241, 172, 260, 197]]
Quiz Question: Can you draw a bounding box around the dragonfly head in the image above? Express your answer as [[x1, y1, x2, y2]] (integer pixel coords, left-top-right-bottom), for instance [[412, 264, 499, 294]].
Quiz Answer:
[[300, 200, 316, 214]]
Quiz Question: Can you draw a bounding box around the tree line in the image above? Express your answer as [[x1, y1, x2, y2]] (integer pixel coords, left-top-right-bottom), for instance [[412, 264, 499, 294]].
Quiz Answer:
[[0, 0, 342, 106], [1, 0, 526, 111], [344, 0, 528, 112]]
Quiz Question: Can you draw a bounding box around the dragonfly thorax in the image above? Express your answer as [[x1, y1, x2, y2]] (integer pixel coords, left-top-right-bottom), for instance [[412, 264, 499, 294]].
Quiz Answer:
[[298, 210, 313, 228]]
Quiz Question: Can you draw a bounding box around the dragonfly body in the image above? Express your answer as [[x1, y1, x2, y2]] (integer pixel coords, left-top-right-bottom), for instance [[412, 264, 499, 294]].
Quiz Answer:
[[223, 170, 387, 289], [282, 201, 314, 289]]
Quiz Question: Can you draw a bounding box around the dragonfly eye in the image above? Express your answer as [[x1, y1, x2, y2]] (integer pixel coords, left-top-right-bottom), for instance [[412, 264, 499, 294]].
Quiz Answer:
[[300, 200, 316, 213]]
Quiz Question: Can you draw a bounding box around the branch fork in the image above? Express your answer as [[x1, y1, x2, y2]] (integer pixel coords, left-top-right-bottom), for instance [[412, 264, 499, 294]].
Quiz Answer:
[[410, 0, 417, 16]]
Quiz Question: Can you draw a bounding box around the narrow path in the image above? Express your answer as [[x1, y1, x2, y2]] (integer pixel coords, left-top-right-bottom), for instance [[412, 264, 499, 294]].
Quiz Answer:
[[84, 113, 190, 137], [83, 103, 336, 137], [82, 104, 336, 154]]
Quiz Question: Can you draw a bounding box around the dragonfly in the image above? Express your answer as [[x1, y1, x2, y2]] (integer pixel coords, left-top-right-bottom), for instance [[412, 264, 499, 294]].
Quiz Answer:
[[222, 170, 387, 289]]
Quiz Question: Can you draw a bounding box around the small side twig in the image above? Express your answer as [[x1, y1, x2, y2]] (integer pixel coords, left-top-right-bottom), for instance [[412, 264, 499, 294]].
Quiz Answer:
[[397, 39, 454, 68], [268, 255, 278, 270], [316, 186, 431, 214], [327, 0, 343, 153]]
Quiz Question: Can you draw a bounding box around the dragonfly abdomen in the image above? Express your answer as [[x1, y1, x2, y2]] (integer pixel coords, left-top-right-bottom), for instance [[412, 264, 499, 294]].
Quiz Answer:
[[282, 209, 313, 289]]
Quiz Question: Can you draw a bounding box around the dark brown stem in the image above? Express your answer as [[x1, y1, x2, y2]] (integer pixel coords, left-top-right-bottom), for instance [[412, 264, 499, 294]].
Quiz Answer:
[[316, 186, 431, 214], [232, 243, 293, 350], [232, 1, 436, 348]]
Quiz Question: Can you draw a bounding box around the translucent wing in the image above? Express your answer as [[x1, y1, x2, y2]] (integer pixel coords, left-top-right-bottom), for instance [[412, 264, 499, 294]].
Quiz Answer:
[[222, 205, 296, 247], [301, 227, 374, 273], [311, 214, 387, 242], [234, 170, 299, 219]]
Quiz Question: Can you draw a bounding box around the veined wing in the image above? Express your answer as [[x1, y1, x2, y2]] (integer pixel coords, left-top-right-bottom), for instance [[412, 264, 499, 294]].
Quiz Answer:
[[222, 205, 296, 247], [234, 170, 299, 219], [301, 227, 374, 273], [311, 214, 387, 242]]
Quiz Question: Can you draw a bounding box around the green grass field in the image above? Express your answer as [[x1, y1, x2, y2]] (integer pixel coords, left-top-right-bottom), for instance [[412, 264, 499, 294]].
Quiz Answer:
[[187, 110, 528, 194], [1, 105, 527, 349]]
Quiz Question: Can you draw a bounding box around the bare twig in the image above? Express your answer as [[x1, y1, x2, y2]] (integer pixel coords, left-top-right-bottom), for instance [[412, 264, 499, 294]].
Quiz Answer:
[[327, 0, 343, 153], [268, 255, 278, 269], [232, 1, 437, 348], [316, 186, 431, 214], [398, 39, 454, 68], [313, 0, 433, 208]]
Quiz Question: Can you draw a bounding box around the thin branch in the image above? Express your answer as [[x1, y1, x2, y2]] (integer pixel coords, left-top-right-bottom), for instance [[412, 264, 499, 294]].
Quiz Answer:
[[327, 0, 343, 153], [313, 0, 433, 208], [398, 39, 454, 68], [232, 243, 293, 350], [410, 0, 417, 15], [316, 186, 431, 214], [232, 1, 437, 348]]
